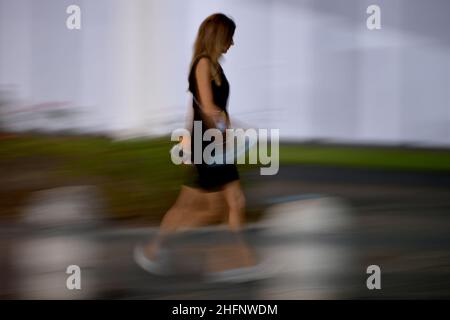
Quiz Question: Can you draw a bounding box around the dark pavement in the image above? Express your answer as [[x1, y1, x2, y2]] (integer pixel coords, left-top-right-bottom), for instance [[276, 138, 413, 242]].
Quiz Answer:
[[1, 164, 450, 299]]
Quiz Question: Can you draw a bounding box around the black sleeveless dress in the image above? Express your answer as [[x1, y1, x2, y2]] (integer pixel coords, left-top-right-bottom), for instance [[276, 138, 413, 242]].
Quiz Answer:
[[186, 55, 239, 191]]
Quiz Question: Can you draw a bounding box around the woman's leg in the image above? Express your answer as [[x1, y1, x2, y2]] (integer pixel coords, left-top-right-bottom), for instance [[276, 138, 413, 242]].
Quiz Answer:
[[159, 185, 199, 233], [180, 191, 226, 229], [212, 180, 256, 269], [222, 180, 246, 231], [144, 185, 205, 258]]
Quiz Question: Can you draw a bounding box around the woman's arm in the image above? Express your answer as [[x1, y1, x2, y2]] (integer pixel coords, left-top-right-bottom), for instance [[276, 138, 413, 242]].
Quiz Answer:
[[195, 58, 227, 130]]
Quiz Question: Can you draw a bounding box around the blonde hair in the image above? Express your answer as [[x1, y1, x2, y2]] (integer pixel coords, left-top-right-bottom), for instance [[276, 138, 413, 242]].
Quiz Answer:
[[190, 13, 236, 86]]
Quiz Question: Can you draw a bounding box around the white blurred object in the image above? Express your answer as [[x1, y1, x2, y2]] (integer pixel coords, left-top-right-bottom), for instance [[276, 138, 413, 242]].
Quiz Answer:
[[22, 186, 104, 228], [263, 196, 353, 235], [13, 236, 103, 299], [13, 186, 106, 299], [260, 196, 357, 299]]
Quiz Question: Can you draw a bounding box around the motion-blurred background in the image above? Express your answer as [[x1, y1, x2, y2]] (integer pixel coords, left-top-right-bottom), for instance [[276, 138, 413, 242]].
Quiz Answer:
[[1, 0, 450, 299]]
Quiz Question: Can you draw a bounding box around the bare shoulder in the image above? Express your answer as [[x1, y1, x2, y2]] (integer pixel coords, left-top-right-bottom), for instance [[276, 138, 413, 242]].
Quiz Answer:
[[196, 57, 212, 75]]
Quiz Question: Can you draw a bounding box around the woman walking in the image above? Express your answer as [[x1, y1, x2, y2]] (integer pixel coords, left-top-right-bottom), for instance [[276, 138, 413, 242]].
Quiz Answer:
[[134, 13, 255, 277]]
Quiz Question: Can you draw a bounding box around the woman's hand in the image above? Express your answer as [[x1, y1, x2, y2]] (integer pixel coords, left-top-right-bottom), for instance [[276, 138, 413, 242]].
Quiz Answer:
[[208, 110, 228, 132]]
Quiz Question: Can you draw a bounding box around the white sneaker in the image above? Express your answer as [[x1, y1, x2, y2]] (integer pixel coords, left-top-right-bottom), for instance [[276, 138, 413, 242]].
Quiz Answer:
[[133, 243, 169, 276], [205, 263, 268, 283]]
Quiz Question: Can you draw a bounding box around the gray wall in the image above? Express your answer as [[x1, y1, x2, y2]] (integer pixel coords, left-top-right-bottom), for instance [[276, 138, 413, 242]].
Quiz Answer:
[[1, 0, 449, 146]]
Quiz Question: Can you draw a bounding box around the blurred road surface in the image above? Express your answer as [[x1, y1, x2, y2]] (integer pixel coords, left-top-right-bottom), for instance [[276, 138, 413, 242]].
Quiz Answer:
[[1, 164, 450, 299]]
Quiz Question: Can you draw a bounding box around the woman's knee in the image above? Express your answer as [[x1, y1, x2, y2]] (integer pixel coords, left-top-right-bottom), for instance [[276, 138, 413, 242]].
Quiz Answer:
[[228, 189, 246, 212], [237, 191, 246, 210], [223, 181, 246, 211]]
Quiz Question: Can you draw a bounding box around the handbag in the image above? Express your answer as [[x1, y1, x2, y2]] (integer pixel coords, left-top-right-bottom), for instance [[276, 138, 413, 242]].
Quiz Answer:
[[170, 95, 257, 165]]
